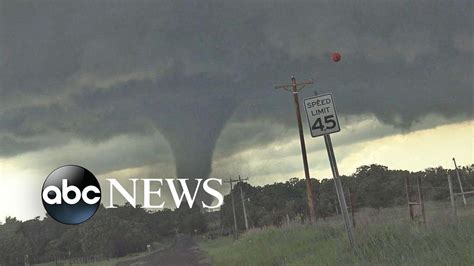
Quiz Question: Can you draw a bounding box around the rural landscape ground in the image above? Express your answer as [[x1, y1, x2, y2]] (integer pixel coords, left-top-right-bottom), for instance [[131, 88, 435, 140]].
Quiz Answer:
[[78, 201, 474, 265], [197, 202, 474, 265]]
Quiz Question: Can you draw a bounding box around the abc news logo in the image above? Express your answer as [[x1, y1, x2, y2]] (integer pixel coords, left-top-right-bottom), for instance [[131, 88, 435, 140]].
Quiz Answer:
[[42, 165, 223, 225], [42, 165, 101, 225]]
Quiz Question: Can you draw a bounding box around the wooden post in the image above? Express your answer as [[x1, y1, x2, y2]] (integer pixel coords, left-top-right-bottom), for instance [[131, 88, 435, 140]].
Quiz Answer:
[[224, 179, 239, 240], [275, 77, 317, 223], [405, 176, 414, 220], [453, 158, 467, 206], [447, 173, 456, 217], [238, 176, 250, 231], [416, 176, 426, 224]]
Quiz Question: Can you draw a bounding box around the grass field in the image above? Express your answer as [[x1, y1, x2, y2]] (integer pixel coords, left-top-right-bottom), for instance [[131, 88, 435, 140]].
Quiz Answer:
[[198, 203, 474, 265]]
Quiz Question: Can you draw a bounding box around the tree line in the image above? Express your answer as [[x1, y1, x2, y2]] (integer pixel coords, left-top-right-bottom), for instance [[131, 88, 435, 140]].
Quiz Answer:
[[220, 164, 474, 231], [0, 204, 207, 264]]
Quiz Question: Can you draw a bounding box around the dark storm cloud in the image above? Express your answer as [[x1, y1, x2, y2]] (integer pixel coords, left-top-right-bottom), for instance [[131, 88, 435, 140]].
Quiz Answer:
[[0, 0, 472, 176]]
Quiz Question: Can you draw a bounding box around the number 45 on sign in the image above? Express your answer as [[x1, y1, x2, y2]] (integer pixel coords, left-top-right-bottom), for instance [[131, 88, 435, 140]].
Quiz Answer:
[[303, 93, 340, 137]]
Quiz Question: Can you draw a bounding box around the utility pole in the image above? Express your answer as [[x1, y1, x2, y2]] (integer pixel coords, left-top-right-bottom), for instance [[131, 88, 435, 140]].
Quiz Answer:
[[238, 175, 250, 231], [453, 158, 467, 206], [224, 179, 238, 240], [275, 76, 316, 223]]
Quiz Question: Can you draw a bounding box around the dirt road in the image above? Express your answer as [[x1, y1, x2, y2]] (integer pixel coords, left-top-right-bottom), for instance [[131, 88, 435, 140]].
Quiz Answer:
[[117, 234, 210, 266]]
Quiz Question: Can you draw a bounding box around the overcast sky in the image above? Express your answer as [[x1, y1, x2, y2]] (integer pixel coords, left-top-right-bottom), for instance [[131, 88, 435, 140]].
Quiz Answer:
[[0, 0, 472, 221]]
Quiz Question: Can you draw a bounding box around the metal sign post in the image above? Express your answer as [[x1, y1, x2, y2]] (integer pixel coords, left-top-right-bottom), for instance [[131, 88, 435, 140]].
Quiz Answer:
[[304, 93, 355, 249], [324, 134, 355, 248]]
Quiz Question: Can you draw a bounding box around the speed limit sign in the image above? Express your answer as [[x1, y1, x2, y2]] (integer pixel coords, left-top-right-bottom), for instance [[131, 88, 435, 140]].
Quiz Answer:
[[303, 93, 340, 137]]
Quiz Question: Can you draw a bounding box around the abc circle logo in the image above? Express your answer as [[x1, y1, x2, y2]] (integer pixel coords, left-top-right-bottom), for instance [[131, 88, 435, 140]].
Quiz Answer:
[[42, 165, 101, 225]]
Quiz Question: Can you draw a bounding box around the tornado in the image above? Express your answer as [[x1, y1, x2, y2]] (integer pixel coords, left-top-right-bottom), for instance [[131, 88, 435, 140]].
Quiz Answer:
[[152, 74, 239, 205]]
